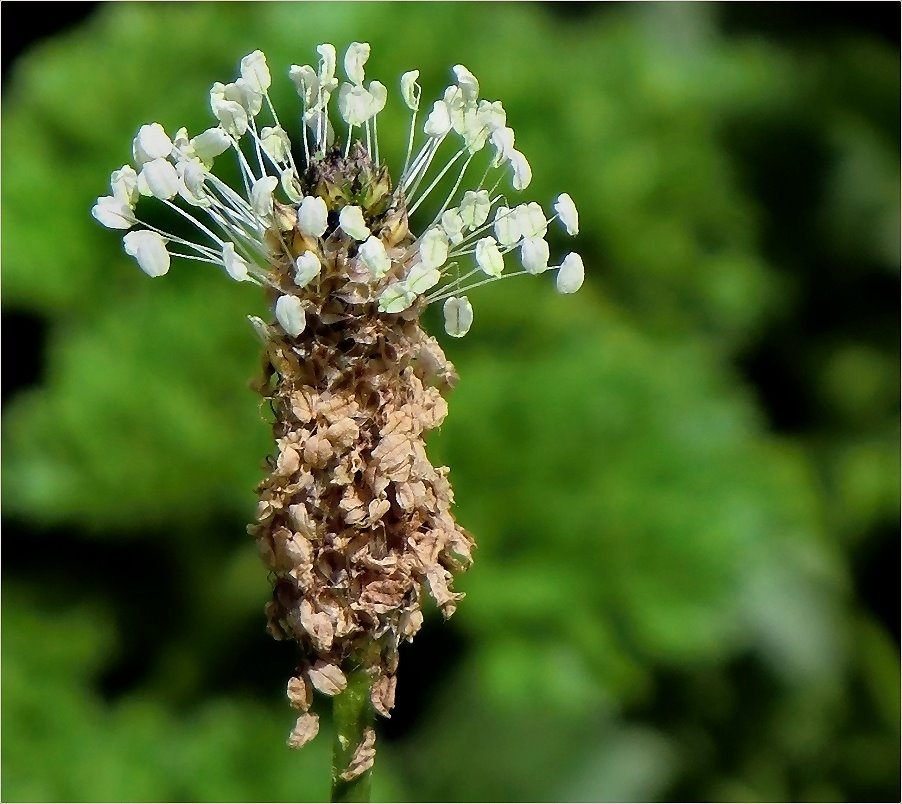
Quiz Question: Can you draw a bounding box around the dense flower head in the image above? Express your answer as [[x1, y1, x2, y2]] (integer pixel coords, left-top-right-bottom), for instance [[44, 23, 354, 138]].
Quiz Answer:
[[93, 45, 583, 768], [92, 44, 583, 338]]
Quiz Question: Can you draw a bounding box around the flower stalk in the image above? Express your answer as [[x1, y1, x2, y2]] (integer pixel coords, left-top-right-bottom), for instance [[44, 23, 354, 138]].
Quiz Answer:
[[330, 669, 376, 802], [92, 41, 583, 786]]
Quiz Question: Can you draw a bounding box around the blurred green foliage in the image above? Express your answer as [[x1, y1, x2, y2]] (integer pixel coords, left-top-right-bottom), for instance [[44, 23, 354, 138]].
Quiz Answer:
[[2, 3, 898, 801]]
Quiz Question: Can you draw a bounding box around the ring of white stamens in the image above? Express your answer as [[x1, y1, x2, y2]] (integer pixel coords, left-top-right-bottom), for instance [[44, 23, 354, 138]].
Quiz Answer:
[[93, 44, 583, 337]]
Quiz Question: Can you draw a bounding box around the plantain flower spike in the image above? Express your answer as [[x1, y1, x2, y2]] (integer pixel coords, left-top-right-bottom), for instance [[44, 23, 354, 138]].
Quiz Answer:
[[93, 44, 582, 773]]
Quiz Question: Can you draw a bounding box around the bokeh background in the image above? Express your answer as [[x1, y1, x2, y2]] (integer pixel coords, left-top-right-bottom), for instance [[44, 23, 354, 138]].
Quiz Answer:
[[2, 3, 899, 801]]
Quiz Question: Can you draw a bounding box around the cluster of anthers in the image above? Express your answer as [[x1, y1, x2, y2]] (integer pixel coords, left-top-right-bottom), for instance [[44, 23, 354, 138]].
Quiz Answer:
[[93, 43, 581, 774], [92, 43, 582, 332]]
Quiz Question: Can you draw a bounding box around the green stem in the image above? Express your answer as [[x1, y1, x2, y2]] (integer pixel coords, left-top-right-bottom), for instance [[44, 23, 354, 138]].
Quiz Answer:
[[330, 669, 374, 803]]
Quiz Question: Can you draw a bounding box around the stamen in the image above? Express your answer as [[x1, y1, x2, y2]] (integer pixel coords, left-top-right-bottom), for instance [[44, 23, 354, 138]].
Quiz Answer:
[[427, 152, 476, 224], [407, 145, 466, 212]]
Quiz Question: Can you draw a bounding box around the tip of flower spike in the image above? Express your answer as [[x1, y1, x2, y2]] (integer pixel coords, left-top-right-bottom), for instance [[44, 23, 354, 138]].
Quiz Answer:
[[97, 42, 585, 330]]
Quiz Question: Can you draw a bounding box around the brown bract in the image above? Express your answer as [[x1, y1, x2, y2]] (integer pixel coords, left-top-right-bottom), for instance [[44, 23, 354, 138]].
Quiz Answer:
[[287, 712, 320, 749], [247, 146, 475, 757], [340, 727, 377, 782]]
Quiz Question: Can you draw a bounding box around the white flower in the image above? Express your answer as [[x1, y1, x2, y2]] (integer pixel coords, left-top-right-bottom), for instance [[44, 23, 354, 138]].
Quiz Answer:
[[92, 196, 135, 229], [344, 42, 370, 86], [339, 84, 374, 126], [223, 242, 249, 281], [379, 283, 416, 314], [554, 193, 579, 236], [443, 296, 473, 338], [260, 126, 291, 163], [140, 158, 180, 200], [211, 95, 248, 137], [217, 78, 262, 117], [516, 202, 547, 239], [111, 165, 139, 207], [477, 100, 506, 132], [281, 168, 303, 203], [241, 50, 271, 93], [177, 159, 209, 206], [251, 176, 278, 220], [192, 128, 231, 163], [358, 237, 391, 279], [407, 262, 441, 295], [520, 237, 550, 275], [297, 196, 328, 237], [132, 123, 172, 164], [424, 101, 452, 138], [441, 209, 465, 245], [453, 65, 479, 102], [289, 64, 318, 105], [493, 206, 520, 246], [490, 127, 514, 168], [317, 44, 338, 89], [339, 205, 369, 241], [459, 190, 490, 230], [459, 112, 490, 154], [294, 251, 322, 287], [509, 150, 531, 190], [123, 230, 169, 277], [555, 253, 584, 294], [96, 45, 581, 331], [172, 127, 193, 159], [475, 237, 504, 278], [275, 294, 306, 336], [419, 228, 448, 270], [401, 70, 420, 111], [368, 81, 388, 116]]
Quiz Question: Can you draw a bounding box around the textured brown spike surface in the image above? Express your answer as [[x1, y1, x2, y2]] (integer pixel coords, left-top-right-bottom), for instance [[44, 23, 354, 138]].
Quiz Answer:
[[248, 302, 474, 742]]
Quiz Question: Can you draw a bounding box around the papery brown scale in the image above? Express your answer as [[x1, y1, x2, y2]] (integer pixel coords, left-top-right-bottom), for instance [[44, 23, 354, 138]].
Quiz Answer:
[[287, 712, 320, 749], [253, 178, 474, 754], [307, 660, 347, 696], [287, 675, 312, 711], [340, 727, 377, 782], [370, 674, 397, 718]]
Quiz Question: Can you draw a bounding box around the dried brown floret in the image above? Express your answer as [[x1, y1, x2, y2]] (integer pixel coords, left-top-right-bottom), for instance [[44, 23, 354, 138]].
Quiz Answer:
[[287, 713, 320, 749], [370, 675, 397, 719], [250, 147, 474, 760], [340, 728, 377, 782], [287, 675, 312, 711], [307, 661, 348, 696]]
